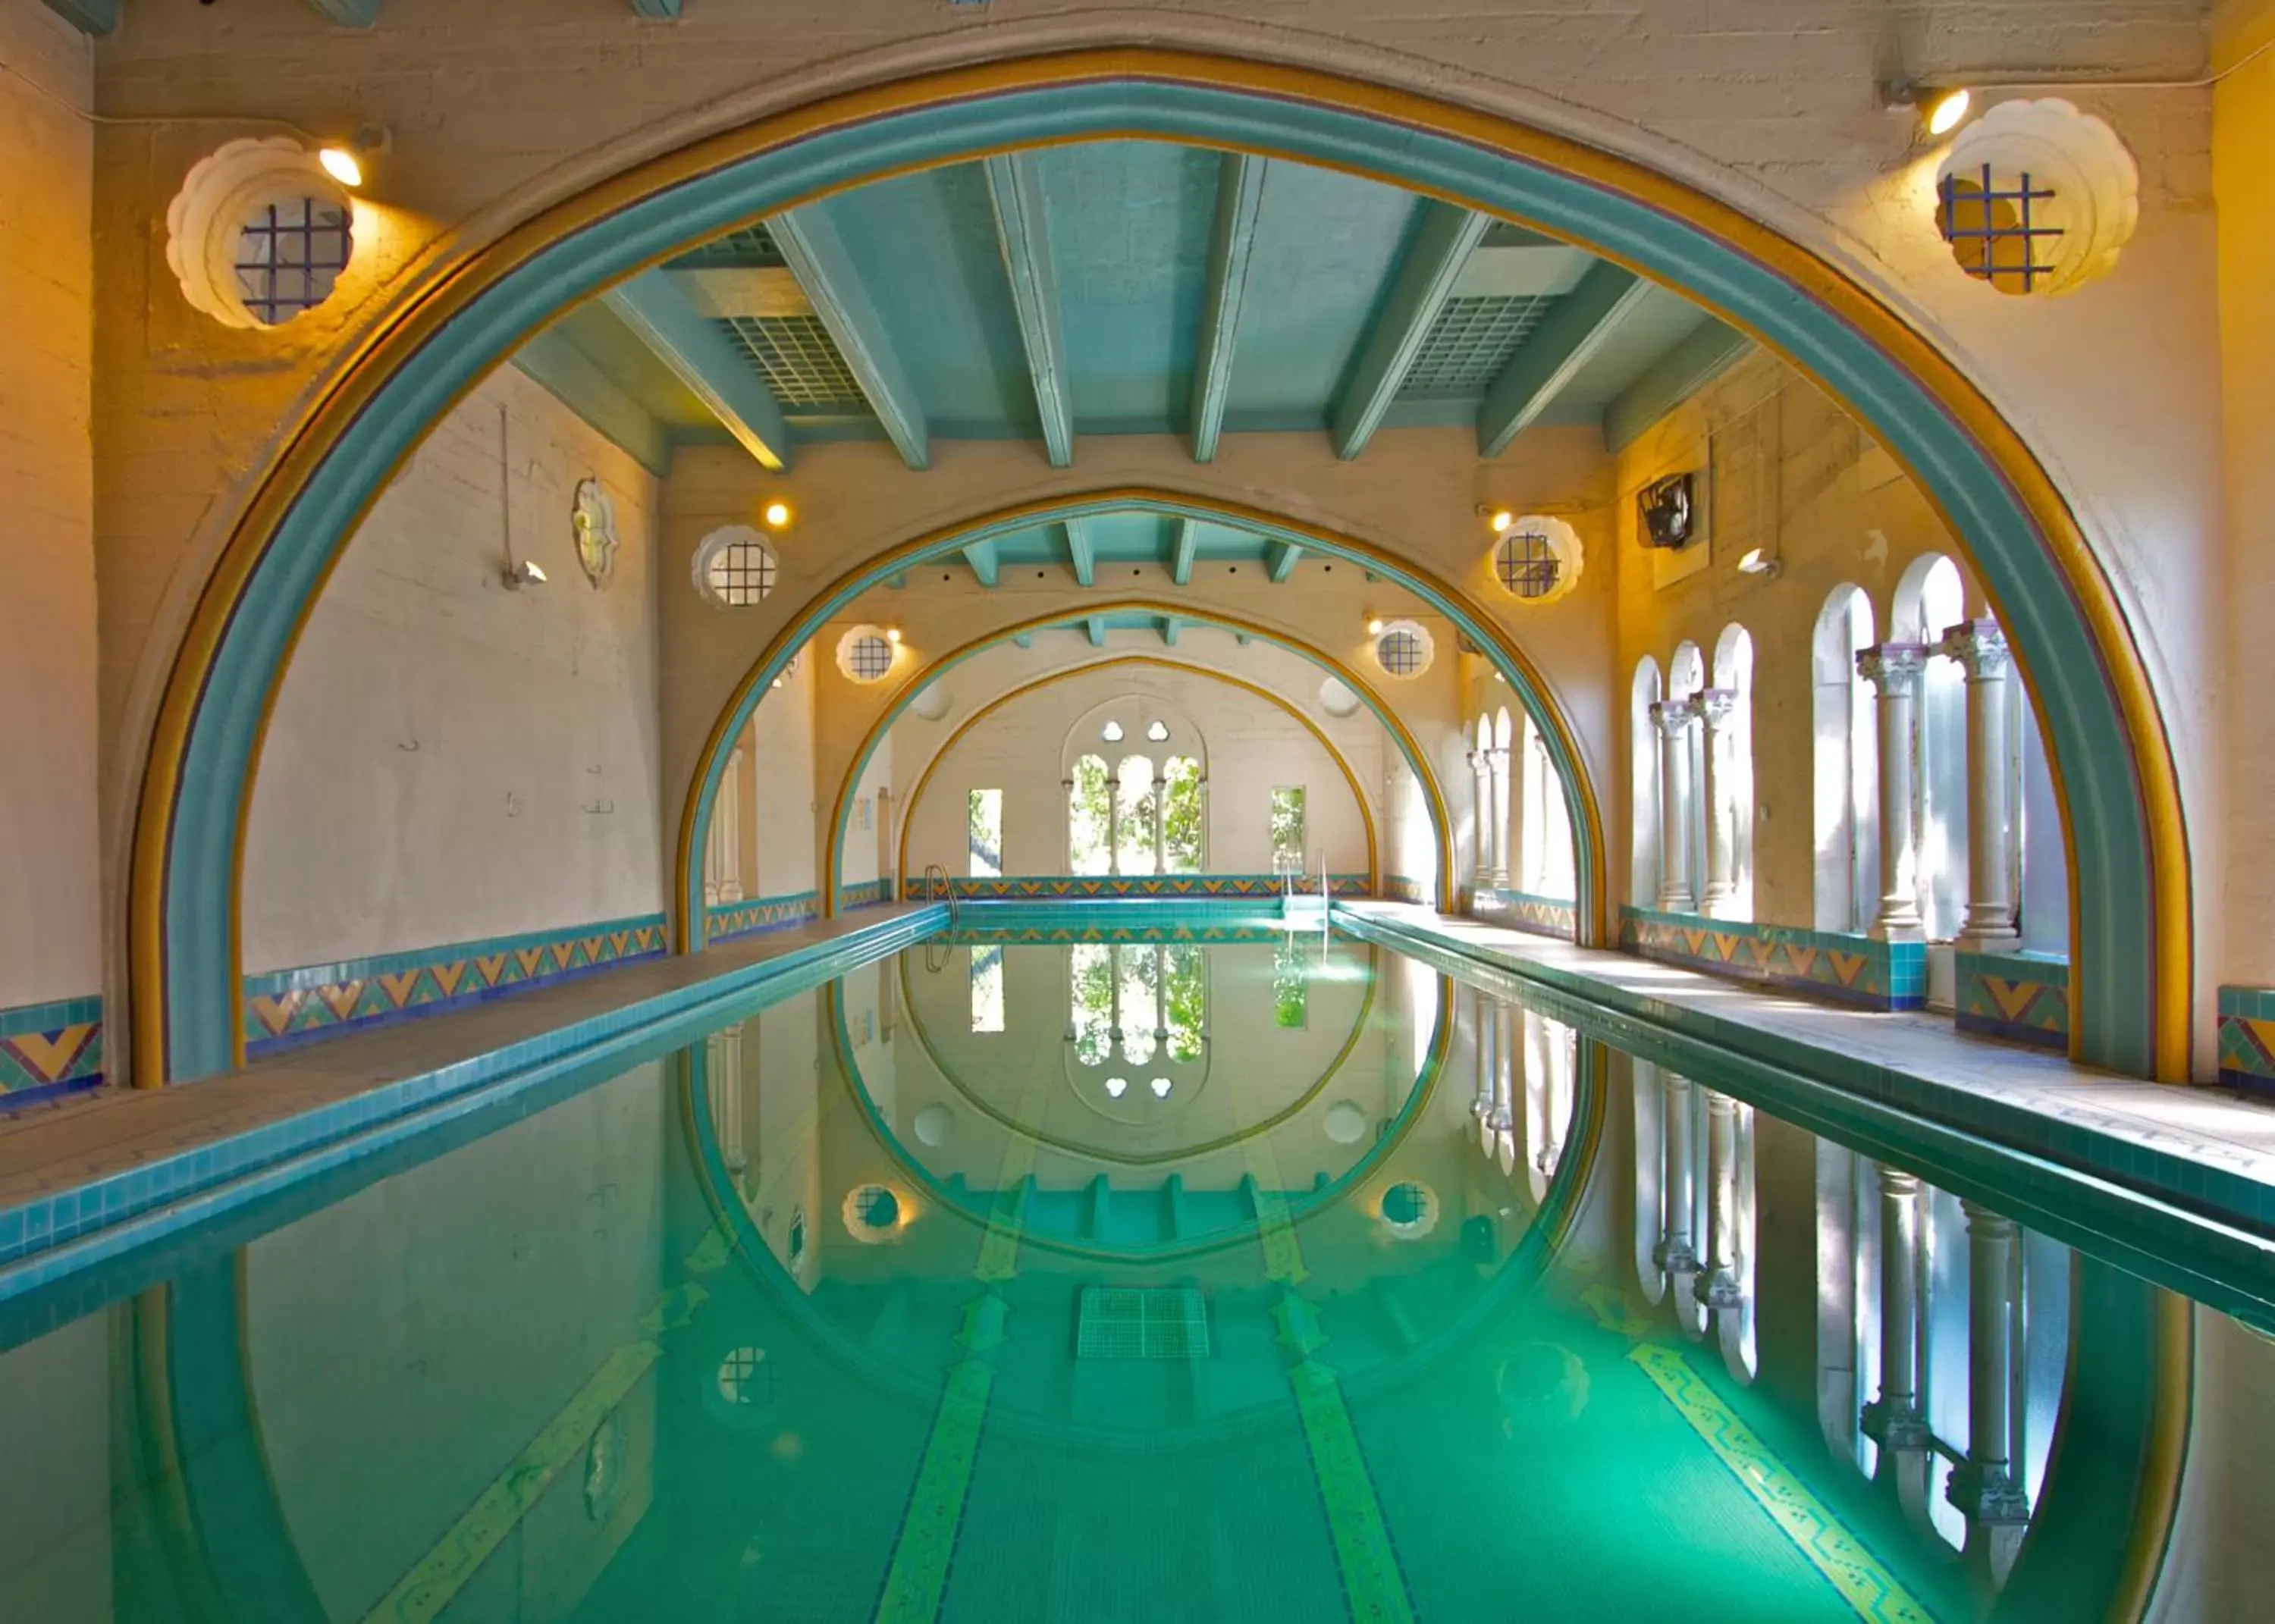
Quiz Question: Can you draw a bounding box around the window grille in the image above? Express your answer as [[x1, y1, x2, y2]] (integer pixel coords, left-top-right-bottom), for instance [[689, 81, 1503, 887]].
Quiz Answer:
[[846, 634, 893, 682], [1377, 626, 1427, 677], [704, 536, 777, 606], [235, 197, 352, 324], [1495, 528, 1563, 599], [1936, 165, 2063, 295]]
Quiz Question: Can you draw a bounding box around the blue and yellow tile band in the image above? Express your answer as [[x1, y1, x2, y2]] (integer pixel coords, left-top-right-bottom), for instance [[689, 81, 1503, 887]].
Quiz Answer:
[[241, 914, 667, 1055], [1467, 887, 1577, 940], [2217, 986, 2275, 1098], [705, 889, 820, 942], [1957, 951, 2072, 1051], [0, 995, 104, 1103], [1619, 907, 1925, 1011]]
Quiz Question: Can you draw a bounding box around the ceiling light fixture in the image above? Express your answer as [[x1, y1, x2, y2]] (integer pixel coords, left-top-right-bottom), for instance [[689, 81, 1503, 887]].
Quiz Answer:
[[1488, 508, 1514, 532], [1365, 617, 1385, 636], [885, 627, 903, 644], [762, 500, 792, 528], [1925, 88, 1973, 135], [504, 560, 548, 589], [318, 146, 363, 188], [1736, 547, 1782, 579]]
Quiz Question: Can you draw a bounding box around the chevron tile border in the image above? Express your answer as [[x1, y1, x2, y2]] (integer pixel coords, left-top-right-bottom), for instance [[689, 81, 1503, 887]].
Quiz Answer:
[[705, 890, 819, 942], [1956, 951, 2071, 1051], [0, 995, 105, 1102], [899, 873, 1372, 901], [838, 879, 890, 911], [2218, 986, 2275, 1099], [1381, 874, 1428, 906], [1467, 886, 1577, 941], [1618, 906, 1925, 1011], [241, 914, 668, 1055]]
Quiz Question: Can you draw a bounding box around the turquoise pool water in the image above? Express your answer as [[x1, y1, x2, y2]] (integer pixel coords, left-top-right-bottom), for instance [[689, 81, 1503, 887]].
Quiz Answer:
[[0, 926, 2197, 1622]]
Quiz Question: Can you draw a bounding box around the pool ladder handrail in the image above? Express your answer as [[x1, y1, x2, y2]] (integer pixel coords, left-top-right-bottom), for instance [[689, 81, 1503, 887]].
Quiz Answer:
[[924, 862, 956, 929]]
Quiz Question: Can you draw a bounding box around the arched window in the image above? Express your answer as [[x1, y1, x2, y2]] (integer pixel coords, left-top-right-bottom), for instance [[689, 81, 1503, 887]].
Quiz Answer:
[[1629, 660, 1663, 908], [1517, 716, 1576, 901], [1161, 755, 1203, 873], [1712, 625, 1756, 921], [1068, 755, 1112, 873], [1894, 555, 1968, 939], [1067, 942, 1207, 1102], [1115, 756, 1159, 876], [1812, 586, 1878, 933], [1668, 643, 1708, 902]]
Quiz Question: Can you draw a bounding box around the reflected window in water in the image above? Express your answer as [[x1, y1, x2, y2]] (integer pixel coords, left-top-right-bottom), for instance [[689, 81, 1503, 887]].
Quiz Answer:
[[970, 945, 1005, 1034], [1273, 939, 1308, 1029]]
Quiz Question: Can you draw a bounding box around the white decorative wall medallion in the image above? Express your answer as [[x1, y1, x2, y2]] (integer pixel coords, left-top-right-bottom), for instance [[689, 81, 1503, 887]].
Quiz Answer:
[[1935, 99, 2138, 296], [571, 478, 619, 587], [165, 137, 356, 329]]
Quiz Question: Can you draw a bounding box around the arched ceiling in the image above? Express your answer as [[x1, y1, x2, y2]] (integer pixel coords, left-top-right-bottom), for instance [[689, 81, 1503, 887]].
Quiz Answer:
[[520, 140, 1747, 490]]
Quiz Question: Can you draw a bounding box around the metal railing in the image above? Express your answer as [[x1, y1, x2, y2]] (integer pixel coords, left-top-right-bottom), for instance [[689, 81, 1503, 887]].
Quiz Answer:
[[923, 862, 956, 930]]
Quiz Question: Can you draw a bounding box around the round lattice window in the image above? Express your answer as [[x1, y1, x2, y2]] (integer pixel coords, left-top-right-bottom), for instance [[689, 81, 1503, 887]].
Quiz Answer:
[[692, 525, 778, 607], [842, 1182, 907, 1243], [836, 626, 897, 684], [1373, 620, 1434, 680], [167, 138, 358, 330], [1379, 1180, 1439, 1240], [1933, 99, 2138, 297], [1492, 516, 1582, 605]]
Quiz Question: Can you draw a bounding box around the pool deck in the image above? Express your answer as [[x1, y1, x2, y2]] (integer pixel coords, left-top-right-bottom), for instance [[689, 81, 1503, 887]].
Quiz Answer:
[[1338, 901, 2275, 1325], [0, 906, 941, 1297]]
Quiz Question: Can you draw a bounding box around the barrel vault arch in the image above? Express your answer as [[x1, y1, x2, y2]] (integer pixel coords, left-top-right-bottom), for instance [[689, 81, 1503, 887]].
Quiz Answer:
[[136, 47, 2184, 1085]]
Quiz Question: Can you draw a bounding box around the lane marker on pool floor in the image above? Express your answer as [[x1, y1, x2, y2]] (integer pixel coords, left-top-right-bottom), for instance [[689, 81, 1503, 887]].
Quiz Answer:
[[1630, 1345, 1936, 1624], [871, 1038, 1056, 1622], [1245, 1136, 1417, 1624]]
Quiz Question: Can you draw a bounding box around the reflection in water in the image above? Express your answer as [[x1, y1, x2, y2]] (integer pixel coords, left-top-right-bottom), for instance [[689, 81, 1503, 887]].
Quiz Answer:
[[0, 934, 2192, 1624]]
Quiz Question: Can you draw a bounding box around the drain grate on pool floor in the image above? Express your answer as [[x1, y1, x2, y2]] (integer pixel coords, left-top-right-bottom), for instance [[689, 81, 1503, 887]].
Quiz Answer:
[[1075, 1286, 1210, 1360]]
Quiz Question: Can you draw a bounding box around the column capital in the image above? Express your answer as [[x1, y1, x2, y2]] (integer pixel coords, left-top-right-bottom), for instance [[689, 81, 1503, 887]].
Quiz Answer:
[[1696, 688, 1738, 731], [1958, 1197, 2019, 1239], [1856, 642, 1928, 693], [1875, 1163, 1922, 1199], [1486, 745, 1512, 769], [1935, 619, 2010, 679], [1648, 696, 1700, 737]]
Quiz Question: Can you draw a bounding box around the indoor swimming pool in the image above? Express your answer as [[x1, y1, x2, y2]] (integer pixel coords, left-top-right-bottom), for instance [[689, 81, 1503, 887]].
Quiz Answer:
[[0, 920, 2212, 1623]]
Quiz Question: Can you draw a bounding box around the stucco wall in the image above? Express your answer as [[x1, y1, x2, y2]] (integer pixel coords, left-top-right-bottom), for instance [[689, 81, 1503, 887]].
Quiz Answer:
[[901, 655, 1365, 878], [0, 1, 97, 1015], [241, 367, 664, 971]]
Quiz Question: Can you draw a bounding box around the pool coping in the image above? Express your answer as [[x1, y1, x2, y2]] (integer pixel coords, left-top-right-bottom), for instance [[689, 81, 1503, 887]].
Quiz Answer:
[[0, 905, 945, 1303], [1335, 902, 2275, 1332]]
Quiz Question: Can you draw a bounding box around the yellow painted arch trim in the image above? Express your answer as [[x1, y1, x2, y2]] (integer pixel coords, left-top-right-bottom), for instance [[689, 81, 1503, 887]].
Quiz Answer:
[[861, 654, 1394, 910], [137, 45, 2180, 1089]]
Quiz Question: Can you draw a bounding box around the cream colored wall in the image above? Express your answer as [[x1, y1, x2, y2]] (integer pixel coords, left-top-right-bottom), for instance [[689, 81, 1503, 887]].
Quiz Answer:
[[717, 643, 819, 901], [662, 429, 1609, 909], [1610, 349, 1982, 930], [0, 1, 98, 1012], [241, 367, 664, 970], [77, 1, 2226, 1042], [893, 647, 1385, 882]]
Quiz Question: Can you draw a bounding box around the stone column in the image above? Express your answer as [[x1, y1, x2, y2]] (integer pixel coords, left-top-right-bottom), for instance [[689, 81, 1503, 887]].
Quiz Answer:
[[1938, 622, 2021, 948], [1696, 691, 1740, 917], [1649, 698, 1699, 913], [1652, 1073, 1697, 1274], [1468, 748, 1495, 893], [1693, 1089, 1743, 1310], [1948, 1202, 2032, 1538], [1489, 999, 1517, 1133], [1856, 645, 1928, 941], [1470, 989, 1495, 1121], [1862, 1165, 1935, 1520], [1488, 745, 1513, 889], [1061, 776, 1075, 872]]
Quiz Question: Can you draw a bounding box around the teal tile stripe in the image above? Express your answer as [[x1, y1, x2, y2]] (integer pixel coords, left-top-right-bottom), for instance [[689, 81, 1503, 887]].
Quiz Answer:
[[2216, 984, 2275, 1093], [1620, 905, 1925, 1009], [0, 994, 105, 1098], [704, 890, 821, 941], [0, 995, 102, 1037], [243, 913, 667, 996]]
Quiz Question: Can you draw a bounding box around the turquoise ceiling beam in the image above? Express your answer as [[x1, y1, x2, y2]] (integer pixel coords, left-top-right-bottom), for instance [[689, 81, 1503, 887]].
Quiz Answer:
[[961, 538, 1000, 586], [602, 270, 793, 471], [1329, 202, 1490, 459], [1476, 262, 1652, 457], [1065, 518, 1097, 586], [1601, 317, 1754, 454], [1169, 519, 1199, 585], [1085, 616, 1109, 649], [39, 0, 116, 33], [768, 205, 930, 470], [305, 0, 377, 24], [512, 331, 673, 479], [1266, 538, 1303, 582], [629, 0, 682, 14], [984, 154, 1075, 468], [1160, 616, 1181, 647], [1188, 154, 1268, 463]]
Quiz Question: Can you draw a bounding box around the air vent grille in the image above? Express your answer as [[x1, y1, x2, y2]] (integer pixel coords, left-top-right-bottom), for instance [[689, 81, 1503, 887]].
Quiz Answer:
[[1075, 1286, 1210, 1360], [1398, 294, 1558, 397]]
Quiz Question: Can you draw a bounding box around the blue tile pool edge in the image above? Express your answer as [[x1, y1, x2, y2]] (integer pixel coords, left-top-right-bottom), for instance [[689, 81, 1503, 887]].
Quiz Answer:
[[1335, 905, 2275, 1332], [0, 905, 947, 1300]]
